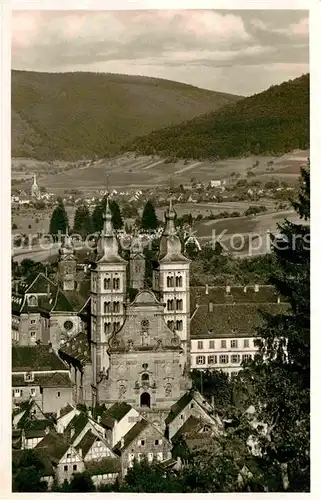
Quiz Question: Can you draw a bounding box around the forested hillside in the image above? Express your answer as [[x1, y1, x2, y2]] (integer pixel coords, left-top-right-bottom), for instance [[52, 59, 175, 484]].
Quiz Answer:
[[126, 74, 309, 160], [11, 70, 241, 160]]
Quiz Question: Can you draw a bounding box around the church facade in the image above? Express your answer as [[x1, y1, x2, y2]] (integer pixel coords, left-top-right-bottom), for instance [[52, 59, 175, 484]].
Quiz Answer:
[[60, 199, 192, 419]]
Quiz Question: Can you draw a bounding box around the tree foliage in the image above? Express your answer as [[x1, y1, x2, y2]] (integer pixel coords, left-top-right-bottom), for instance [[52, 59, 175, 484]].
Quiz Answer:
[[141, 200, 159, 230], [49, 198, 69, 235], [242, 166, 310, 491], [128, 74, 309, 160], [73, 203, 93, 237], [12, 450, 48, 492]]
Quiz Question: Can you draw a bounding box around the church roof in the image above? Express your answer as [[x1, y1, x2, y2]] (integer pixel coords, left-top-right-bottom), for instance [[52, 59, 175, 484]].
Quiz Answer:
[[12, 345, 68, 372], [191, 302, 290, 339]]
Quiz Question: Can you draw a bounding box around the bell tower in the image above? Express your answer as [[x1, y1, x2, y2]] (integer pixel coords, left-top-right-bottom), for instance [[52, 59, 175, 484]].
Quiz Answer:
[[90, 197, 127, 403], [153, 199, 191, 372], [57, 230, 77, 291]]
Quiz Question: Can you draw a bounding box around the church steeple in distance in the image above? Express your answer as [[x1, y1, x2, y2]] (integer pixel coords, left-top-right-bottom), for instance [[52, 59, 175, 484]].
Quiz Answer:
[[159, 198, 188, 261], [97, 197, 125, 263]]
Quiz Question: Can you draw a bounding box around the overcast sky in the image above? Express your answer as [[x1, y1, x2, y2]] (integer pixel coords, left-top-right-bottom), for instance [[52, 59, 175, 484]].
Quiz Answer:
[[12, 10, 309, 96]]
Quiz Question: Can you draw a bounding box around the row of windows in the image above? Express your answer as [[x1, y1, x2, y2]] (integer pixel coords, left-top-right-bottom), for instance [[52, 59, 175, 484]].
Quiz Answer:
[[166, 276, 183, 288], [104, 322, 121, 334], [197, 339, 252, 350], [167, 320, 183, 331], [64, 464, 78, 472], [13, 388, 36, 397], [138, 438, 162, 446], [13, 388, 61, 398], [196, 354, 252, 365], [103, 301, 121, 313], [167, 299, 183, 311], [103, 278, 120, 290]]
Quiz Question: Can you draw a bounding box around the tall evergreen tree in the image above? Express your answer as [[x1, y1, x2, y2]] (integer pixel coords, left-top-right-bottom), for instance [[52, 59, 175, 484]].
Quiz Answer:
[[141, 200, 158, 230], [49, 198, 69, 236], [109, 199, 123, 230], [243, 166, 310, 491], [73, 204, 93, 237]]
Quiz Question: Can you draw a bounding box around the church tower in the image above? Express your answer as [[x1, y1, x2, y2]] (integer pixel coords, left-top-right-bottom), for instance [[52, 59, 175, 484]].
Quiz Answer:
[[90, 198, 127, 404], [129, 232, 146, 290], [57, 230, 77, 291], [153, 200, 191, 371], [31, 174, 41, 200]]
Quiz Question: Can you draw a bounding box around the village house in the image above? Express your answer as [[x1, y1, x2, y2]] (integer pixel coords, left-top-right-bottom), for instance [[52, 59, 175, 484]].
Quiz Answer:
[[165, 389, 220, 440], [113, 418, 172, 478], [12, 345, 74, 414], [99, 402, 141, 448], [35, 432, 85, 485], [190, 285, 288, 375]]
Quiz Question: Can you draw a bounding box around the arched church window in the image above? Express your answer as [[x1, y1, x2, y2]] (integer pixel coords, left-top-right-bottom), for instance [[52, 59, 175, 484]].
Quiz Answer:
[[113, 302, 120, 313], [176, 299, 183, 311], [113, 322, 120, 332], [104, 322, 112, 334], [167, 320, 174, 331], [141, 373, 149, 382], [176, 320, 183, 331], [176, 276, 183, 287], [167, 276, 174, 287], [104, 301, 111, 314], [113, 278, 120, 289], [104, 278, 111, 290], [167, 299, 174, 311]]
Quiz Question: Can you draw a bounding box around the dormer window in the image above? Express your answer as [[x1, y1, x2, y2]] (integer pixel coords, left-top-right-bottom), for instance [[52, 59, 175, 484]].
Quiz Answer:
[[24, 372, 34, 382], [28, 295, 37, 307]]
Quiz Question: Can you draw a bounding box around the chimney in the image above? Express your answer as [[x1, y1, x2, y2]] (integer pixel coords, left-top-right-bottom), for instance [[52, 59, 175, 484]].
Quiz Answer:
[[205, 284, 209, 295], [97, 415, 101, 424], [226, 285, 231, 293], [277, 296, 281, 304], [254, 284, 259, 292], [243, 286, 247, 293], [208, 302, 213, 313], [88, 410, 92, 418], [121, 437, 125, 448]]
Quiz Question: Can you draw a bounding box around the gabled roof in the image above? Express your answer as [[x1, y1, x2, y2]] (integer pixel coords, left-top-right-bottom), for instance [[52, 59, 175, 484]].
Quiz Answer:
[[24, 273, 57, 295], [165, 392, 193, 425], [113, 419, 150, 452], [171, 415, 203, 443], [58, 404, 74, 419], [100, 402, 132, 429], [191, 303, 291, 339], [64, 412, 88, 443], [12, 345, 68, 371], [76, 430, 98, 458], [59, 332, 91, 365], [35, 432, 70, 464]]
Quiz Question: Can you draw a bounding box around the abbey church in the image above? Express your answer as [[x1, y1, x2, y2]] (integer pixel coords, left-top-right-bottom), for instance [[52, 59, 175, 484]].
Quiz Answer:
[[12, 198, 286, 428]]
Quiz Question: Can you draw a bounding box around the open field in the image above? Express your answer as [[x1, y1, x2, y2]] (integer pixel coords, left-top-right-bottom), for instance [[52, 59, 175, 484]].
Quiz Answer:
[[12, 206, 78, 237], [12, 149, 309, 194]]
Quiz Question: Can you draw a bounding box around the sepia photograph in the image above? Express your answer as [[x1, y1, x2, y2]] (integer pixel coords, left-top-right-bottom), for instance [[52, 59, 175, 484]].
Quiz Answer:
[[9, 5, 310, 493]]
